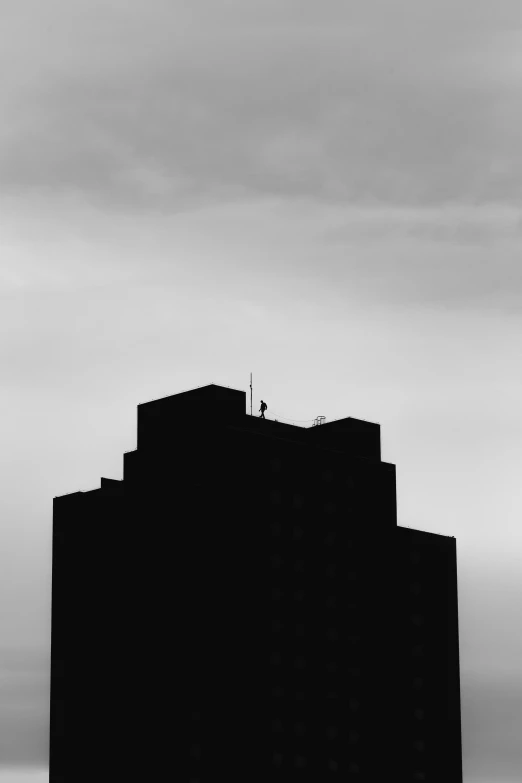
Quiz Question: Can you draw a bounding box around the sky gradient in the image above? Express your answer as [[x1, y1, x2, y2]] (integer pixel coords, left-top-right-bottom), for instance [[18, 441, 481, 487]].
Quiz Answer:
[[1, 1, 521, 779]]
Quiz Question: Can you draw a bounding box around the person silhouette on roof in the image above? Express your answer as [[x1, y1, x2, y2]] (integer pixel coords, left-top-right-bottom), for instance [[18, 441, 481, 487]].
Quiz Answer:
[[259, 400, 267, 419]]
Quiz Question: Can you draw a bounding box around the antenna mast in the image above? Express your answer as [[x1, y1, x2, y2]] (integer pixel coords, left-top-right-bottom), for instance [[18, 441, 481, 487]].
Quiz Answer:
[[250, 373, 253, 416]]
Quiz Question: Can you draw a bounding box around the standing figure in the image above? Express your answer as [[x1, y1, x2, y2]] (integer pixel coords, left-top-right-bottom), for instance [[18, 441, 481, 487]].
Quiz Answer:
[[259, 400, 267, 419]]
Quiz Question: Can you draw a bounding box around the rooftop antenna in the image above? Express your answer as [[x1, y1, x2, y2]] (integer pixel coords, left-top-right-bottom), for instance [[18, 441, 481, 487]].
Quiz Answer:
[[250, 373, 253, 416]]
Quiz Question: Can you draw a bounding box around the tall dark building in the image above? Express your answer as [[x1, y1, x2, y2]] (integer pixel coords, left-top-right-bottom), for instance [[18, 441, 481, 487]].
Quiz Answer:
[[50, 383, 463, 782]]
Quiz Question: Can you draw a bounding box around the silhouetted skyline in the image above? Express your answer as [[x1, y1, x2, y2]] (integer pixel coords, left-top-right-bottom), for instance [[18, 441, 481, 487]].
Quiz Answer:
[[50, 383, 462, 781]]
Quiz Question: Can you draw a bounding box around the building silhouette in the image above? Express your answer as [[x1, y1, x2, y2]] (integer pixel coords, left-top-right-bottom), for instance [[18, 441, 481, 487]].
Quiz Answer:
[[49, 383, 463, 781]]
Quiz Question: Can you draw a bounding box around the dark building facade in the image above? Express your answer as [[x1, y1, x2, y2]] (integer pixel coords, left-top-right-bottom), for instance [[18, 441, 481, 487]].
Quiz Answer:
[[50, 383, 463, 782]]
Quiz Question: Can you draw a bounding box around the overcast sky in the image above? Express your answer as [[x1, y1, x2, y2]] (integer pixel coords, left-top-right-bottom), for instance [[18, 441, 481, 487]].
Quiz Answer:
[[1, 1, 521, 779]]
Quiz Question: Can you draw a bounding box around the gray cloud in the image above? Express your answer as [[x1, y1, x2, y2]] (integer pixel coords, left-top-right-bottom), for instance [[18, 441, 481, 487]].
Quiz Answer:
[[319, 204, 522, 245], [463, 675, 522, 781], [0, 648, 48, 767], [0, 0, 520, 211]]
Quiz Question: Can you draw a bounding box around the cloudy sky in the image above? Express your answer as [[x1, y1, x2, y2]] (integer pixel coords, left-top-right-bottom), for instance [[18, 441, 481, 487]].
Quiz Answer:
[[1, 0, 521, 779]]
